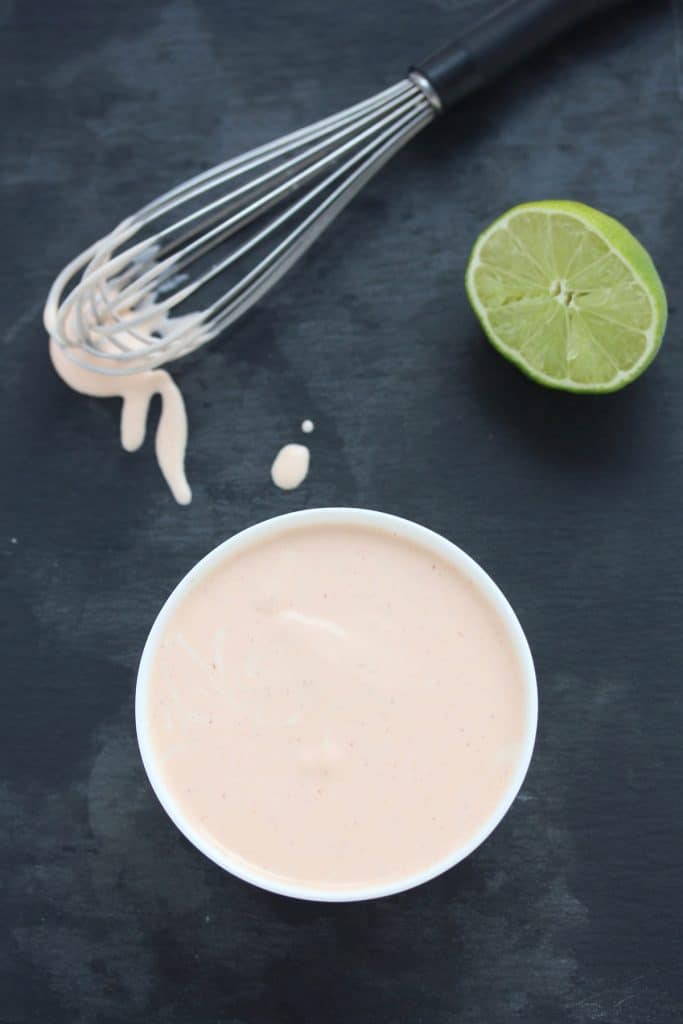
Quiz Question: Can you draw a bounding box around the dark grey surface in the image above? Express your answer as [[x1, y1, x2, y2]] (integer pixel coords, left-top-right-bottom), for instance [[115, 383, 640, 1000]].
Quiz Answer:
[[1, 1, 682, 1021]]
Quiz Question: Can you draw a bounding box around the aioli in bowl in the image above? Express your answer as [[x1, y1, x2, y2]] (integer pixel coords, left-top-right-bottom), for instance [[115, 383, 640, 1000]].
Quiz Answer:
[[136, 509, 537, 901]]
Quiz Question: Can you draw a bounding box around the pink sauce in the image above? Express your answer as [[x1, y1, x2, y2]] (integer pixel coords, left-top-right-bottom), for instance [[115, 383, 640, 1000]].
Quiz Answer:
[[49, 340, 191, 505], [270, 443, 310, 490], [145, 522, 530, 891], [45, 270, 197, 505]]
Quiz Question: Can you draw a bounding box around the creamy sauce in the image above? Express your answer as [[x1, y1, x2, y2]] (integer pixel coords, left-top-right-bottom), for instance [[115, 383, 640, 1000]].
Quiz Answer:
[[271, 443, 310, 490], [46, 277, 195, 504], [49, 340, 191, 505], [301, 419, 314, 434], [145, 522, 529, 891]]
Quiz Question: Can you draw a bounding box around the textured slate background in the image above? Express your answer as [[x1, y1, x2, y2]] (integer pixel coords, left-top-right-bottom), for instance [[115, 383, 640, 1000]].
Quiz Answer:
[[1, 1, 682, 1021]]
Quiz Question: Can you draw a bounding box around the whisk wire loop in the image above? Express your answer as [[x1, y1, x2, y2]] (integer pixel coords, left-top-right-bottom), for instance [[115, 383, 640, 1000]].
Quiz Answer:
[[45, 78, 435, 374]]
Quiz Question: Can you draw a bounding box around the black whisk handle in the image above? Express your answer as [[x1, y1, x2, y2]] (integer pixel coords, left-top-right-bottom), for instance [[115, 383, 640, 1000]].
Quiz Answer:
[[411, 0, 631, 111]]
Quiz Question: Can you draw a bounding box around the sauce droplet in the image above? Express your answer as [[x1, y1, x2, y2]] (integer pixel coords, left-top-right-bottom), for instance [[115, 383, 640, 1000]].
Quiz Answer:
[[271, 444, 310, 490]]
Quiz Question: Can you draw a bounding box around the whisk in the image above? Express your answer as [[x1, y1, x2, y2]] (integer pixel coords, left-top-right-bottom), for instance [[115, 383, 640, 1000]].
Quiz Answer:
[[44, 0, 624, 374]]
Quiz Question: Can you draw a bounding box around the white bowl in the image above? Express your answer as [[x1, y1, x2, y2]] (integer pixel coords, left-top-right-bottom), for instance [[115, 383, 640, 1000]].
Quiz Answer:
[[136, 508, 537, 902]]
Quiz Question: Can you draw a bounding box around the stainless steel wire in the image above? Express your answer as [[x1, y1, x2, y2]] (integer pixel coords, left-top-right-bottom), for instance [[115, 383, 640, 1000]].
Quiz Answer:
[[44, 78, 436, 374]]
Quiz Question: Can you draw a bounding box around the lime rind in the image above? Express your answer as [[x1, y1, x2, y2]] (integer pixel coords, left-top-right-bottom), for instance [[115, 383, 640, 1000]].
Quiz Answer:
[[465, 201, 667, 393]]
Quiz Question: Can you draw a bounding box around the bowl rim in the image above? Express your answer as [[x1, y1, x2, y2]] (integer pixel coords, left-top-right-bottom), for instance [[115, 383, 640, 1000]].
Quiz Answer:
[[135, 507, 538, 902]]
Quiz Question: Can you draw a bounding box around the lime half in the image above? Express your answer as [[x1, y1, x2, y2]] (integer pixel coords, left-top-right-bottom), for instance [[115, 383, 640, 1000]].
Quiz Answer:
[[465, 201, 667, 392]]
